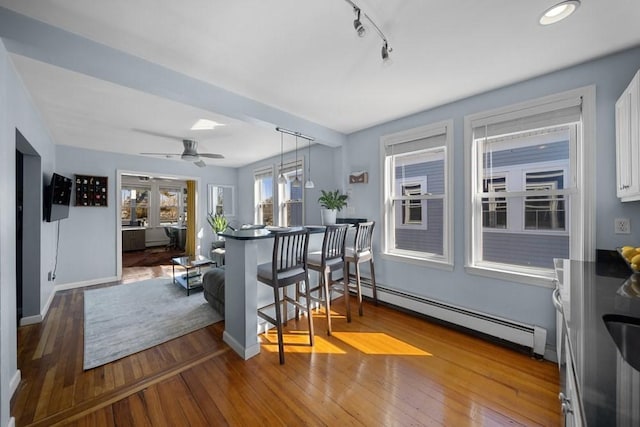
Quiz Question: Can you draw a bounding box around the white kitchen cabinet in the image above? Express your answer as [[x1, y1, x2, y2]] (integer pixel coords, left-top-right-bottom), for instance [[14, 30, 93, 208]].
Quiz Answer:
[[616, 69, 640, 201]]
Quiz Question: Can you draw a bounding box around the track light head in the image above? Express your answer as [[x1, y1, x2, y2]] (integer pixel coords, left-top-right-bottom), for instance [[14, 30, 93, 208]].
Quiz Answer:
[[381, 41, 392, 62], [353, 8, 366, 37]]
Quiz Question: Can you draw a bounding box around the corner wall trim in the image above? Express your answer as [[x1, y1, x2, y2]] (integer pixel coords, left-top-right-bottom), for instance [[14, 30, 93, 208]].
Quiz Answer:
[[9, 369, 20, 398], [54, 276, 118, 292]]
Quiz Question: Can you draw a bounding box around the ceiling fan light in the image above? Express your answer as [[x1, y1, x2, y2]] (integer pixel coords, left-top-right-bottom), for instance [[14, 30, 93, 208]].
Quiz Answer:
[[539, 1, 580, 25], [181, 153, 199, 162]]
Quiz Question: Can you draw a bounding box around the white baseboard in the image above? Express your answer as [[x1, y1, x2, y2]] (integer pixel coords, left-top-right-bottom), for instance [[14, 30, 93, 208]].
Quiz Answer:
[[54, 275, 118, 292], [19, 315, 42, 326], [6, 417, 15, 427], [9, 370, 20, 398]]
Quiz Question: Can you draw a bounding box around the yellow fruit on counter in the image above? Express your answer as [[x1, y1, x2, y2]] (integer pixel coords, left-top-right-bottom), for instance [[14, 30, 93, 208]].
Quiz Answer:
[[631, 254, 640, 265], [622, 247, 638, 260], [623, 246, 635, 251], [632, 263, 639, 271]]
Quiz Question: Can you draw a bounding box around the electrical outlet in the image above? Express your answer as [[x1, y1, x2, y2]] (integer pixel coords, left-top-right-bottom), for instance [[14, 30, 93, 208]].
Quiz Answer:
[[615, 218, 631, 234]]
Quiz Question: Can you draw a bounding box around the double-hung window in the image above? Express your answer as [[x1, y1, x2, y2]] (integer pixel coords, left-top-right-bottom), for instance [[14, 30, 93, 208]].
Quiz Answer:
[[381, 120, 453, 268], [465, 87, 595, 284], [277, 160, 304, 227], [254, 167, 274, 226]]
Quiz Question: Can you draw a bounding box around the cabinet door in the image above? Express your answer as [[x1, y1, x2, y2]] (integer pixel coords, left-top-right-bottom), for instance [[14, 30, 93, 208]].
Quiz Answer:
[[617, 72, 640, 201]]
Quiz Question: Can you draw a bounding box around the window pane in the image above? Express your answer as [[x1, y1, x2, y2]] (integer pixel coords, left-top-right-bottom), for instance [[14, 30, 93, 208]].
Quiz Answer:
[[482, 177, 507, 229], [121, 187, 149, 225], [476, 129, 571, 270], [255, 172, 274, 226], [278, 164, 303, 227], [159, 189, 180, 223], [391, 148, 443, 254], [524, 170, 565, 230]]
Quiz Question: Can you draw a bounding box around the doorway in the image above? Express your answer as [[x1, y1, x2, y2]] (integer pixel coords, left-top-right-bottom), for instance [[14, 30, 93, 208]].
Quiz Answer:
[[15, 129, 42, 325]]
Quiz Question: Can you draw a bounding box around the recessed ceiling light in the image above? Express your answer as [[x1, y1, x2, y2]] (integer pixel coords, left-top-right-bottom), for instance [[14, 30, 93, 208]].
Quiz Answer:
[[191, 119, 225, 130], [539, 1, 580, 25]]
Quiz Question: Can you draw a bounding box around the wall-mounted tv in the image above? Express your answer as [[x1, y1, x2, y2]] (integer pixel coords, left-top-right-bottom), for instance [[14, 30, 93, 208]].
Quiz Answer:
[[44, 173, 73, 222]]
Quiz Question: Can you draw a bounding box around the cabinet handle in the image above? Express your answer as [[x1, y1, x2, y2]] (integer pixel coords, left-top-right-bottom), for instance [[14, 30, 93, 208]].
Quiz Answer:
[[561, 401, 573, 414]]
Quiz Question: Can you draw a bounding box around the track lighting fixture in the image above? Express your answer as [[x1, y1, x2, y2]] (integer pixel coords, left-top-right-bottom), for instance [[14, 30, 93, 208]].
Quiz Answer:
[[353, 7, 366, 37], [344, 0, 392, 63]]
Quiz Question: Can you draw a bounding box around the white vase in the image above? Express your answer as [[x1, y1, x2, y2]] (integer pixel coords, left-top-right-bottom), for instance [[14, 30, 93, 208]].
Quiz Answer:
[[321, 209, 337, 225]]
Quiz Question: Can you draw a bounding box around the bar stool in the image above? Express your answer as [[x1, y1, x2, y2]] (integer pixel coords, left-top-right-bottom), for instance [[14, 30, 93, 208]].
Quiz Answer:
[[343, 221, 377, 321], [305, 224, 349, 336], [256, 228, 313, 364]]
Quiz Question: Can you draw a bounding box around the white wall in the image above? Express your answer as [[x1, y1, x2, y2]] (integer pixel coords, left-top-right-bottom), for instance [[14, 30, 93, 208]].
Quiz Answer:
[[0, 39, 58, 427], [54, 145, 237, 286], [341, 47, 640, 350]]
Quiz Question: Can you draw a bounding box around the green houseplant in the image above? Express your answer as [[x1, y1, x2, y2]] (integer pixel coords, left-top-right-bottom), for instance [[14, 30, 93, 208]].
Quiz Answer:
[[207, 212, 228, 238], [318, 189, 348, 225]]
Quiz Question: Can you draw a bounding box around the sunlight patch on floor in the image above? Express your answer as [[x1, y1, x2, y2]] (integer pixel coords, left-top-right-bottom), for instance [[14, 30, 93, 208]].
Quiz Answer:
[[259, 330, 431, 356], [331, 332, 432, 356]]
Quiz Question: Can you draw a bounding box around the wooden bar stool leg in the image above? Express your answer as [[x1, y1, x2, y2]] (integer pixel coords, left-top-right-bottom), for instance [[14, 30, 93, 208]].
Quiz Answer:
[[343, 267, 352, 323], [323, 269, 332, 335], [273, 287, 285, 365], [305, 275, 314, 346], [282, 287, 288, 325], [355, 261, 363, 316], [370, 259, 377, 305]]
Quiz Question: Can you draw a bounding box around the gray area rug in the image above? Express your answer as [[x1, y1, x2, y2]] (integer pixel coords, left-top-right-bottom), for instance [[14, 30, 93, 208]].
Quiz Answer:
[[84, 278, 222, 370]]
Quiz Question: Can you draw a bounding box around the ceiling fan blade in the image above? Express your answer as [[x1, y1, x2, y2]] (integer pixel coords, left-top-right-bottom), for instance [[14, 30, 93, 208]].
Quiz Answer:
[[198, 153, 224, 159], [140, 152, 180, 156], [194, 160, 207, 168]]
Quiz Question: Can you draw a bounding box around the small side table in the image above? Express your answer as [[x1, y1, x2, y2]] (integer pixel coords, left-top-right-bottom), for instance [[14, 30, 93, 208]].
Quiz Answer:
[[171, 255, 213, 295]]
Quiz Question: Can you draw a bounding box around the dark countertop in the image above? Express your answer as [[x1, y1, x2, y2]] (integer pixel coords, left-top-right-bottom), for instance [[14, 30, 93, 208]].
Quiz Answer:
[[557, 258, 640, 425]]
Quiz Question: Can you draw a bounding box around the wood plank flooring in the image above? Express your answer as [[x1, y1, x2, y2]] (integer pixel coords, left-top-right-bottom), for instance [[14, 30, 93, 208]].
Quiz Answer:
[[11, 266, 561, 426]]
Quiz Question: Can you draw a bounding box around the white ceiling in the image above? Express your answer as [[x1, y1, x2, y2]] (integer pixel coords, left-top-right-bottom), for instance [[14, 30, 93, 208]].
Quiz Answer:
[[2, 0, 640, 167]]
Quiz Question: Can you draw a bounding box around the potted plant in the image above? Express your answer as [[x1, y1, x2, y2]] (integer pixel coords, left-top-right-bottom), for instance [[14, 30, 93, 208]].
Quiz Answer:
[[318, 189, 348, 225], [207, 212, 228, 240]]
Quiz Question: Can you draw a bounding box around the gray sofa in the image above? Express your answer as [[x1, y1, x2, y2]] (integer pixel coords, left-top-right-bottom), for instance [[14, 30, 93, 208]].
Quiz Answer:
[[202, 267, 225, 316]]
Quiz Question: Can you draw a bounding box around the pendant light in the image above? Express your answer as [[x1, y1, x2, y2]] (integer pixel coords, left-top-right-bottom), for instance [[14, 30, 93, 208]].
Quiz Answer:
[[304, 138, 315, 189], [292, 135, 302, 187], [277, 130, 287, 184]]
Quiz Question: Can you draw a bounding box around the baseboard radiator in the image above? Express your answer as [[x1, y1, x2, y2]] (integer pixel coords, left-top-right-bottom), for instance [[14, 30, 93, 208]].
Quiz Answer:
[[356, 277, 547, 357]]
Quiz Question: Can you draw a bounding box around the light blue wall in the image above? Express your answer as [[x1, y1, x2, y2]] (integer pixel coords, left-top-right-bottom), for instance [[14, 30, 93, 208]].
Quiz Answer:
[[0, 39, 58, 427], [342, 46, 640, 349], [54, 145, 237, 285], [237, 143, 343, 226]]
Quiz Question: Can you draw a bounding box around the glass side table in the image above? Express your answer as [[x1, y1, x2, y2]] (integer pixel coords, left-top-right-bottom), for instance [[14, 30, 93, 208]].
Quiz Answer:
[[171, 255, 213, 295]]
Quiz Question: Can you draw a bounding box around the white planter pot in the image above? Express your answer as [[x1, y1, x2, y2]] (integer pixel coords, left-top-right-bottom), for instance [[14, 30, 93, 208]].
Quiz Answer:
[[321, 209, 337, 225]]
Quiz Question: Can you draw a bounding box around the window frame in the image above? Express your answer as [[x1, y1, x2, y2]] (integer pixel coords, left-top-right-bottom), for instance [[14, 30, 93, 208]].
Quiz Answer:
[[158, 186, 182, 225], [120, 185, 151, 226], [464, 86, 596, 287], [380, 120, 454, 269]]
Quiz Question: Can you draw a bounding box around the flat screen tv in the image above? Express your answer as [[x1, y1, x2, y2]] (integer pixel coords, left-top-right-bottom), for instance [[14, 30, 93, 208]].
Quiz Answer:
[[44, 173, 73, 222]]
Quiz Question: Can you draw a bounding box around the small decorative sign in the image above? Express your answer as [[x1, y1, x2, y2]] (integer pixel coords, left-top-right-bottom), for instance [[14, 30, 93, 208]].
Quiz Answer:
[[75, 174, 108, 206], [349, 171, 368, 184]]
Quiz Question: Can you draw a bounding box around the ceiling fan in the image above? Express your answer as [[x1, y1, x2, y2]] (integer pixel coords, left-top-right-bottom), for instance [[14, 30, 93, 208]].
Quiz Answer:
[[140, 138, 224, 168]]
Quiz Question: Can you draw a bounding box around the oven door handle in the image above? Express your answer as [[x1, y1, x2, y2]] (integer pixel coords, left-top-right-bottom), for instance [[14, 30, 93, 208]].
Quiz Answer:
[[552, 285, 563, 312]]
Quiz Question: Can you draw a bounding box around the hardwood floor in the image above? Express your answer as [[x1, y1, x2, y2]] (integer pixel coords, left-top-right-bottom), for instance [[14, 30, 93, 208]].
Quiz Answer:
[[11, 266, 561, 426]]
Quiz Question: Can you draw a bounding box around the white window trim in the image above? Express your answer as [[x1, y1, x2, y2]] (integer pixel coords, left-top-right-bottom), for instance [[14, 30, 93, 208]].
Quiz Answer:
[[380, 119, 454, 269], [464, 86, 596, 287]]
